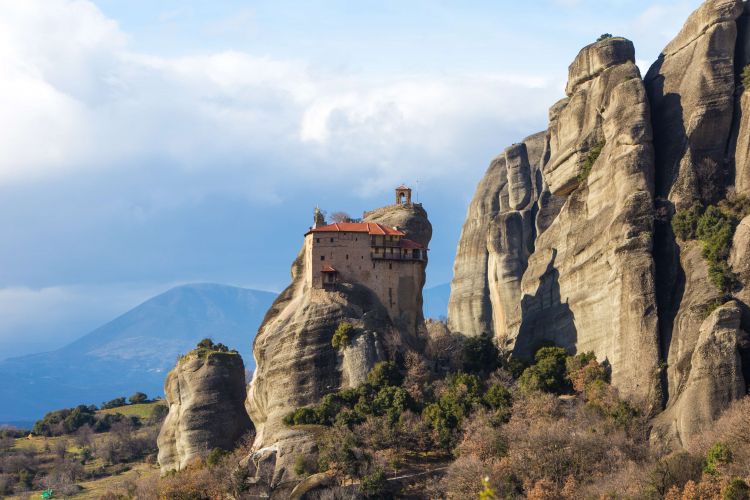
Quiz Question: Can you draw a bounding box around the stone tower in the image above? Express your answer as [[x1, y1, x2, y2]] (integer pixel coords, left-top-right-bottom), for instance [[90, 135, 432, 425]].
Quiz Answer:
[[395, 185, 412, 205], [312, 207, 325, 228]]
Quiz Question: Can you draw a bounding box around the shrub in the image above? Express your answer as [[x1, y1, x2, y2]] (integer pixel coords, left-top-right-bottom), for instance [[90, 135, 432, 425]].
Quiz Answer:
[[743, 64, 750, 88], [672, 203, 739, 291], [462, 333, 500, 375], [367, 361, 403, 389], [293, 453, 318, 477], [206, 448, 229, 467], [332, 322, 353, 350], [672, 202, 703, 240], [483, 384, 512, 423], [597, 33, 613, 41], [705, 442, 733, 474], [128, 392, 148, 404], [359, 469, 388, 498], [723, 478, 750, 500], [577, 141, 605, 183], [102, 397, 128, 410], [283, 407, 319, 426], [518, 347, 571, 394]]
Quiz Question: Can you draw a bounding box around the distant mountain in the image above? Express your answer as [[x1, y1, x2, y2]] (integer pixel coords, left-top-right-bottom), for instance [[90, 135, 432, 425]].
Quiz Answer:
[[0, 284, 276, 423], [423, 283, 450, 320]]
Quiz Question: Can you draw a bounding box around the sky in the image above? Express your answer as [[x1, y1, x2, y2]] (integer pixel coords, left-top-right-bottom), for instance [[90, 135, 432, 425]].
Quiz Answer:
[[0, 0, 703, 359]]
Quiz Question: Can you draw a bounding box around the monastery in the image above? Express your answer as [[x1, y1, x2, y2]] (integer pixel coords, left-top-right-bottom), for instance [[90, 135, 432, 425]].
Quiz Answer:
[[303, 186, 427, 316]]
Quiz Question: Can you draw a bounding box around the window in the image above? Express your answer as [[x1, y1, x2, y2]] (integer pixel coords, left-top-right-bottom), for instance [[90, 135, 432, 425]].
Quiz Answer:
[[316, 238, 320, 243], [330, 237, 334, 242], [321, 256, 325, 261], [346, 254, 349, 260], [389, 263, 392, 270]]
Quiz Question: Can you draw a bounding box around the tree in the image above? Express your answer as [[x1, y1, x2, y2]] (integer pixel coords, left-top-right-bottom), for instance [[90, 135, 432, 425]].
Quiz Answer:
[[331, 211, 353, 223], [128, 392, 148, 404], [101, 397, 127, 409], [462, 333, 500, 375], [332, 322, 353, 350]]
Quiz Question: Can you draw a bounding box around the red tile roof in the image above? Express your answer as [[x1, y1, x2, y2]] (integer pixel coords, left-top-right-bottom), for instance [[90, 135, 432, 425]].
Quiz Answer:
[[321, 265, 337, 273], [399, 238, 424, 250], [307, 222, 405, 236]]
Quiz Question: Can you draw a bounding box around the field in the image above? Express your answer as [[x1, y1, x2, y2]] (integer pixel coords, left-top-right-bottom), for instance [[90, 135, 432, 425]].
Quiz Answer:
[[97, 401, 167, 419], [1, 402, 166, 499]]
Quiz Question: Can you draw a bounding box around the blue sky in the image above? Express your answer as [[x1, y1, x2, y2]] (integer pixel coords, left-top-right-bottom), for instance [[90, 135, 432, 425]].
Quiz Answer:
[[0, 0, 701, 358]]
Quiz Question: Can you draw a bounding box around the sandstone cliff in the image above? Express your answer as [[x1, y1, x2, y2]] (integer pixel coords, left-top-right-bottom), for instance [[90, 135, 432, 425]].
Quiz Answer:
[[244, 203, 431, 493], [157, 346, 253, 473], [448, 132, 547, 341], [645, 0, 749, 446], [449, 0, 750, 447]]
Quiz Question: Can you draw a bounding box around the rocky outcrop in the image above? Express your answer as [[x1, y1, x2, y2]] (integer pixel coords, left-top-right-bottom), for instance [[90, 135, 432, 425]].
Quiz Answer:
[[510, 37, 662, 409], [652, 301, 746, 449], [448, 0, 750, 448], [245, 203, 431, 493], [643, 0, 750, 446], [157, 349, 253, 473], [448, 132, 546, 340]]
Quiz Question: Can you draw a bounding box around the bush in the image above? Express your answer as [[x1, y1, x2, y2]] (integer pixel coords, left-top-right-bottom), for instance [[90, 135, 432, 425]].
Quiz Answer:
[[102, 397, 127, 410], [673, 203, 739, 292], [723, 478, 750, 500], [206, 448, 229, 467], [331, 322, 353, 350], [705, 442, 733, 474], [359, 469, 389, 498], [672, 202, 703, 240], [293, 454, 318, 477], [462, 333, 500, 375], [743, 64, 750, 88], [577, 141, 605, 183], [367, 361, 403, 389], [128, 392, 148, 404], [518, 347, 571, 394], [283, 407, 319, 426], [597, 33, 613, 41]]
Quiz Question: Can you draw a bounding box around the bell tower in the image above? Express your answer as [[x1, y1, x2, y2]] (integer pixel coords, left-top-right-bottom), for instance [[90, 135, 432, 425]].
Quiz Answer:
[[313, 207, 326, 228], [395, 185, 412, 205]]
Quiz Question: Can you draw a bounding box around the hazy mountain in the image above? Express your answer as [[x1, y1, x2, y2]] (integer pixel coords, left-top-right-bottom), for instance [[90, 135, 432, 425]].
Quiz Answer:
[[0, 284, 276, 423]]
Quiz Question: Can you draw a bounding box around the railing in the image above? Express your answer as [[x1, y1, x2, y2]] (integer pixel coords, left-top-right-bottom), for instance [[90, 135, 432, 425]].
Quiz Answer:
[[371, 253, 425, 262]]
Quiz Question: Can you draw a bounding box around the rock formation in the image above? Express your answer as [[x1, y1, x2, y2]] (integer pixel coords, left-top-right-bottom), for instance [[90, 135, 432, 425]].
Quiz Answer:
[[157, 346, 253, 473], [450, 0, 750, 447], [645, 0, 749, 446], [448, 132, 546, 340], [244, 202, 431, 494]]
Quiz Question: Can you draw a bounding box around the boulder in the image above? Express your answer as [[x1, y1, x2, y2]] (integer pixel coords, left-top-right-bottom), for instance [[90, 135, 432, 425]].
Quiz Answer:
[[652, 302, 746, 449], [157, 349, 253, 473]]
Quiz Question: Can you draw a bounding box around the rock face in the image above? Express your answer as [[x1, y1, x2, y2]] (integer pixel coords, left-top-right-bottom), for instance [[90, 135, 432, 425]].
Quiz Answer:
[[157, 349, 253, 473], [450, 0, 750, 446], [513, 37, 661, 408], [652, 302, 746, 448], [448, 132, 546, 340], [451, 37, 661, 408], [245, 202, 431, 493], [644, 0, 749, 446]]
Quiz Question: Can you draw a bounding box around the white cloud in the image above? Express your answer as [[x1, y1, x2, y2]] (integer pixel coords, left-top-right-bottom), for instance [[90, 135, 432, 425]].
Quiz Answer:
[[0, 0, 561, 196]]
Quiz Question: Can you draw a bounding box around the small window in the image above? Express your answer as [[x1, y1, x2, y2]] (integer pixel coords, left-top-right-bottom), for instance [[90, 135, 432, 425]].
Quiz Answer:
[[330, 238, 334, 242], [372, 262, 375, 269], [346, 254, 349, 260], [361, 256, 364, 260], [321, 256, 325, 261], [316, 238, 320, 243], [389, 263, 392, 270]]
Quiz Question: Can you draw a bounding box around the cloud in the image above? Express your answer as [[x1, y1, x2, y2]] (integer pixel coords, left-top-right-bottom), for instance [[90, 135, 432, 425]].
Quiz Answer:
[[0, 0, 561, 198], [0, 283, 164, 359]]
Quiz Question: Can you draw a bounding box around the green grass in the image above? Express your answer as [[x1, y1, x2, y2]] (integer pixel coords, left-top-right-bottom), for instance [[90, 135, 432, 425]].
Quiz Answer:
[[97, 400, 166, 419]]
